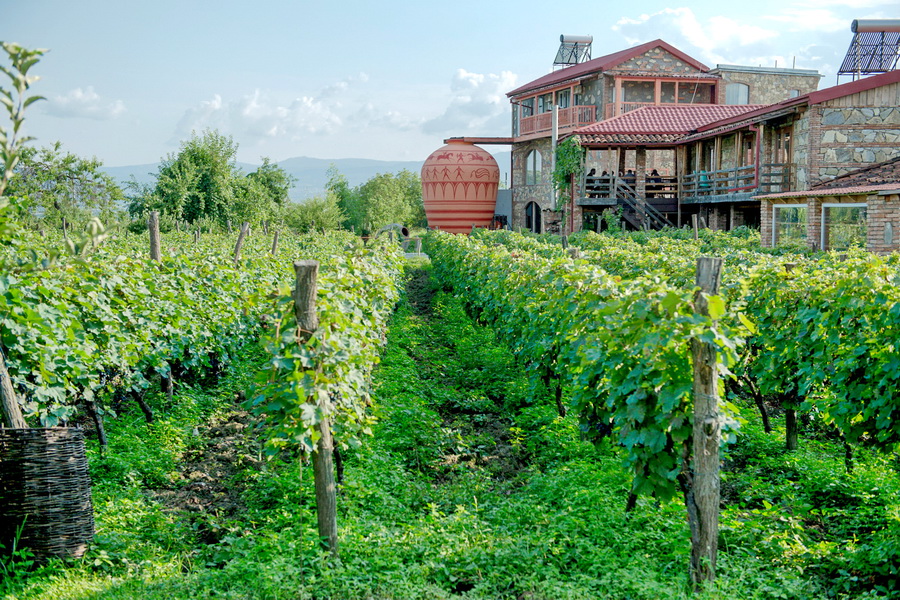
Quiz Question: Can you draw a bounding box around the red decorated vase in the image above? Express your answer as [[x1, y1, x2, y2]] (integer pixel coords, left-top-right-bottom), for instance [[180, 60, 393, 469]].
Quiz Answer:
[[421, 140, 499, 234]]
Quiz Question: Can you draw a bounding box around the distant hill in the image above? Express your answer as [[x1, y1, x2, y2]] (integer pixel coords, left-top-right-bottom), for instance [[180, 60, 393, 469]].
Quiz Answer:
[[102, 152, 512, 201]]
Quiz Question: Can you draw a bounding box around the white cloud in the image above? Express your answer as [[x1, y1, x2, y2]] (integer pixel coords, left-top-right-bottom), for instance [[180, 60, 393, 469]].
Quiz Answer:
[[421, 69, 517, 135], [173, 89, 342, 143], [44, 86, 125, 120]]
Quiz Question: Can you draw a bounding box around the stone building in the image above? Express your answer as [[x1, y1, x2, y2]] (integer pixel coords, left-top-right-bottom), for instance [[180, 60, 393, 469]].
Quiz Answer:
[[505, 38, 820, 233]]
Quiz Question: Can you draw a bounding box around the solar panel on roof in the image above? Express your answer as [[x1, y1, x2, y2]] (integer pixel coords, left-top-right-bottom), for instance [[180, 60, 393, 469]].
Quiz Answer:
[[838, 20, 900, 80]]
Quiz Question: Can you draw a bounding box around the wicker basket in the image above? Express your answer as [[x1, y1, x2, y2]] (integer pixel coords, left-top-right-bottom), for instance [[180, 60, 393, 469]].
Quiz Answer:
[[0, 428, 95, 561]]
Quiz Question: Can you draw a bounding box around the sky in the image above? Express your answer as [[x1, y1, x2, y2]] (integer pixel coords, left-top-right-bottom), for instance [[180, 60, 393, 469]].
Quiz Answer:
[[2, 0, 896, 168]]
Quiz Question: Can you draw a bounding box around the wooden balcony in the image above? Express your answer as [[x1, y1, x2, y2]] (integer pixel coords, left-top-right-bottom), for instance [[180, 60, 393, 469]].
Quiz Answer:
[[681, 164, 793, 203], [517, 105, 596, 140]]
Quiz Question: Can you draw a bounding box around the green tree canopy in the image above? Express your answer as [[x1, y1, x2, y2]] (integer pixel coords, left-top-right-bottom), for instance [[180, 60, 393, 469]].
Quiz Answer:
[[129, 130, 295, 229], [327, 167, 424, 234], [6, 142, 125, 227], [277, 192, 346, 233]]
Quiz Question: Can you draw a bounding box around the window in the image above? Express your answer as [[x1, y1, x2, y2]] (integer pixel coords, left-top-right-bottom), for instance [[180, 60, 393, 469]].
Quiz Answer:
[[525, 201, 542, 233], [520, 98, 534, 118], [725, 83, 750, 105], [774, 126, 792, 165], [773, 205, 807, 246], [822, 203, 867, 251], [538, 93, 553, 113], [525, 150, 542, 185], [556, 90, 570, 109], [789, 89, 800, 98]]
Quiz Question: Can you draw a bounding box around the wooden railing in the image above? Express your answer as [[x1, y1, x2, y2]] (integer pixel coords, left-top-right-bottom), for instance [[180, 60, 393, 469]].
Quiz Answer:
[[604, 102, 655, 119], [681, 164, 792, 198], [583, 176, 674, 229], [518, 105, 597, 136]]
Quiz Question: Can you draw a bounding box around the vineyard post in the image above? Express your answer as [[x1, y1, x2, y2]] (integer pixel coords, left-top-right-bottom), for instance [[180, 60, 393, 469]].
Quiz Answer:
[[692, 214, 699, 240], [415, 238, 422, 253], [687, 256, 724, 587], [233, 222, 250, 266], [561, 235, 568, 249], [270, 229, 279, 255], [0, 348, 27, 429], [783, 262, 799, 451], [194, 228, 200, 245], [149, 211, 161, 261], [62, 217, 69, 242], [293, 260, 339, 556]]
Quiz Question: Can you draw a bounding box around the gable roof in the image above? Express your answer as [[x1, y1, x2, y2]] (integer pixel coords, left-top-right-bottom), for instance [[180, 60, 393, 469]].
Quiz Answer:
[[507, 39, 710, 98], [576, 104, 764, 146]]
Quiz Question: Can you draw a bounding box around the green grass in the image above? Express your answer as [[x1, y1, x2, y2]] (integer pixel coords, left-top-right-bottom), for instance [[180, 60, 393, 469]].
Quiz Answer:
[[4, 263, 899, 599]]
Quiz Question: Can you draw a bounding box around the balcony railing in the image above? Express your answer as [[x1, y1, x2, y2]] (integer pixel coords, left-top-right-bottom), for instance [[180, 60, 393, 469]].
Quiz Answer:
[[518, 105, 596, 137], [681, 163, 792, 199], [604, 102, 656, 119]]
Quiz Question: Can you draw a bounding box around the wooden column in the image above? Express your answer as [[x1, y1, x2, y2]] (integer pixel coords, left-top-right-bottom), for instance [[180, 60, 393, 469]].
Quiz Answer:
[[688, 256, 724, 586], [635, 147, 647, 225], [293, 260, 338, 556]]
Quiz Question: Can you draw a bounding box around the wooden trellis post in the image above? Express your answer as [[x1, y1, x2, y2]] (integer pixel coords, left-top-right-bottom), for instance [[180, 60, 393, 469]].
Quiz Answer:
[[233, 222, 250, 266], [687, 256, 724, 587], [149, 211, 161, 261], [293, 260, 338, 556], [0, 349, 27, 429]]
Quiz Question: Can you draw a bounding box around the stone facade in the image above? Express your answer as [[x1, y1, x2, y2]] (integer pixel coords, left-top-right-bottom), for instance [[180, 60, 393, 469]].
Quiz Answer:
[[612, 47, 705, 76], [810, 106, 900, 183], [511, 138, 555, 231], [712, 66, 820, 105]]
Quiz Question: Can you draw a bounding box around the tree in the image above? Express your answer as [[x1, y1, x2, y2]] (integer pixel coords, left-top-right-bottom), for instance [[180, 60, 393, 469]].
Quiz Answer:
[[327, 167, 425, 234], [140, 129, 240, 227], [277, 192, 346, 233], [6, 142, 125, 227], [247, 157, 295, 206]]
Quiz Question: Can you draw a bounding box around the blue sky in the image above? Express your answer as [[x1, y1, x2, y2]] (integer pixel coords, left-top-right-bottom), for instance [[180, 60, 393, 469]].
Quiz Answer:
[[2, 0, 895, 167]]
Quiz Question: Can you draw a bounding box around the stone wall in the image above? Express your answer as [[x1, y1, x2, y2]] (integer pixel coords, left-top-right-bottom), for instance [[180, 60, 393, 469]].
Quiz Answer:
[[511, 138, 555, 231], [612, 48, 704, 76], [714, 68, 820, 105], [808, 106, 900, 184]]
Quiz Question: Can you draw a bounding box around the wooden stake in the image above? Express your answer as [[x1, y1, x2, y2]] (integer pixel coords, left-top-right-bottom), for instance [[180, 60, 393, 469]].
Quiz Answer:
[[271, 229, 279, 255], [293, 260, 338, 556], [687, 256, 724, 587], [233, 222, 250, 266], [149, 211, 162, 261], [0, 348, 27, 429], [692, 214, 699, 240]]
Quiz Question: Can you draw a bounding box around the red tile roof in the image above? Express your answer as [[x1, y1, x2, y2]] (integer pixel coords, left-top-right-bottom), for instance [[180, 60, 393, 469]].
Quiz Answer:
[[755, 183, 900, 200], [755, 157, 900, 200], [575, 104, 765, 145], [507, 39, 710, 98]]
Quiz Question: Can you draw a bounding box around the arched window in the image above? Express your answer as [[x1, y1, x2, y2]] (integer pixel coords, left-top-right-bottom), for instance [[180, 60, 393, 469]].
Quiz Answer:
[[524, 201, 542, 233], [525, 149, 542, 185], [725, 83, 750, 105]]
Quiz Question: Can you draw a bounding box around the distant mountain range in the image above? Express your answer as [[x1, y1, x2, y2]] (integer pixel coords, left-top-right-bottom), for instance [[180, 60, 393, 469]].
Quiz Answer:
[[102, 152, 512, 201]]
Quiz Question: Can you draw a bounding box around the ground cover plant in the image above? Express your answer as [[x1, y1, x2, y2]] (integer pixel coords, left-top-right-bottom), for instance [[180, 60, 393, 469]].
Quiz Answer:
[[3, 255, 897, 599]]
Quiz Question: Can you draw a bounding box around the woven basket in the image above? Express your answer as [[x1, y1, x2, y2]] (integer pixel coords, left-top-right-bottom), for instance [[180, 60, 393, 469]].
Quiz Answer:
[[0, 428, 95, 561]]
